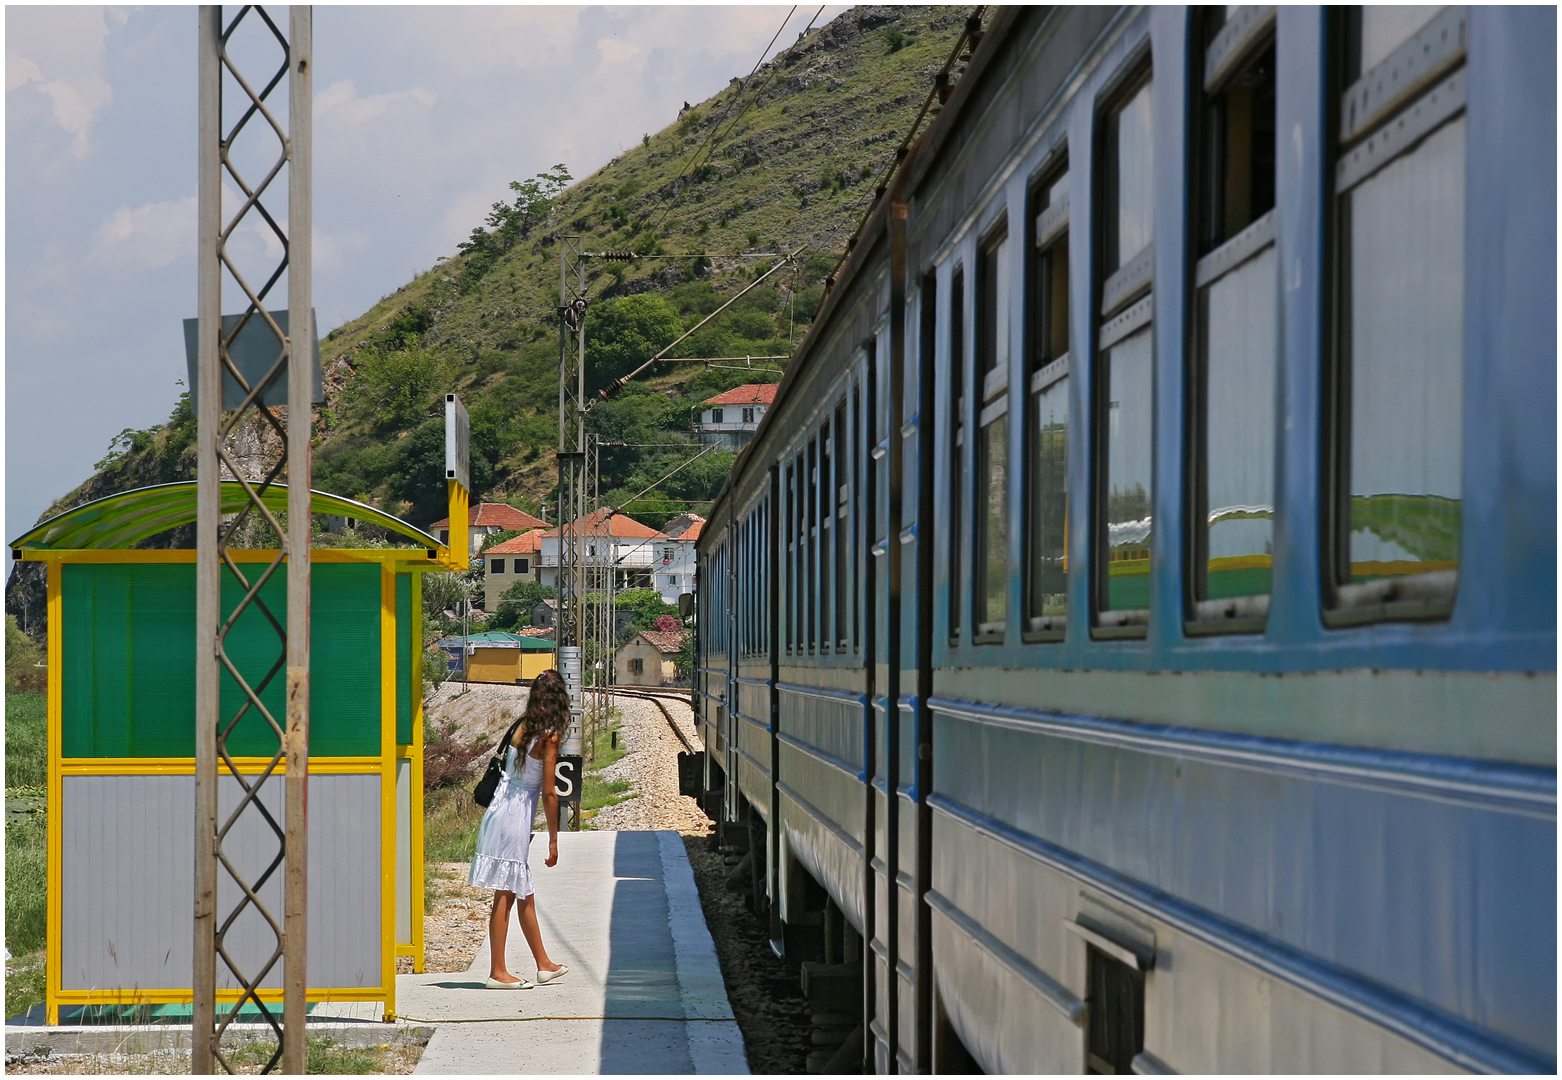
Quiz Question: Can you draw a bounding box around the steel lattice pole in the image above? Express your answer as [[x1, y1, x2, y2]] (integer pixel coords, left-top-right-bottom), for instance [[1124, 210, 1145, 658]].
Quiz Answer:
[[195, 6, 310, 1072]]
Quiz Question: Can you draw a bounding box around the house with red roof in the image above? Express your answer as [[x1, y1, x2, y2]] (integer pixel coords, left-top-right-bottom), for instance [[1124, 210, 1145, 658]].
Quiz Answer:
[[537, 508, 669, 595], [615, 629, 688, 687], [428, 502, 547, 560], [699, 383, 777, 449], [480, 527, 546, 609]]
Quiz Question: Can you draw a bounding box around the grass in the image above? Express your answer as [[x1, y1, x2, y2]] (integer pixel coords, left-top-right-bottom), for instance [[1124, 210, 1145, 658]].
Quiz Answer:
[[581, 708, 635, 826], [6, 949, 46, 1022], [7, 687, 50, 1021], [7, 689, 47, 787], [229, 1035, 403, 1074]]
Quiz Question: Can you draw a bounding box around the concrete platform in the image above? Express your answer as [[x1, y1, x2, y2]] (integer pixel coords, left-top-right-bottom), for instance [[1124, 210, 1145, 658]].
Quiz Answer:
[[401, 829, 747, 1075]]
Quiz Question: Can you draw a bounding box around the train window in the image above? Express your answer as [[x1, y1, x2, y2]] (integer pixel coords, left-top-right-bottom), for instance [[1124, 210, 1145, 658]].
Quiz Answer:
[[1326, 6, 1465, 624], [1095, 67, 1154, 635], [786, 460, 797, 653], [975, 223, 1011, 640], [807, 438, 818, 651], [948, 265, 967, 645], [1084, 945, 1144, 1074], [1187, 10, 1278, 633], [1027, 161, 1070, 638], [835, 402, 850, 649], [851, 384, 862, 649], [820, 421, 833, 653]]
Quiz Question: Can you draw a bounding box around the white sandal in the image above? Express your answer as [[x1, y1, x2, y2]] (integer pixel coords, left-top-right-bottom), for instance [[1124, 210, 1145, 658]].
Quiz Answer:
[[485, 975, 534, 990], [536, 964, 569, 985]]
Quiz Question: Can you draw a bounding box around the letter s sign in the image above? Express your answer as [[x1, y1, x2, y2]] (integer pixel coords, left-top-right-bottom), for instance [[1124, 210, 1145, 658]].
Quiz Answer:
[[554, 755, 583, 804]]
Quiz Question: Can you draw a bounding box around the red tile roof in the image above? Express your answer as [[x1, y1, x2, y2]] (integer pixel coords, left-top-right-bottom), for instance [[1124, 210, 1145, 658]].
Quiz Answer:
[[634, 630, 688, 653], [541, 508, 667, 540], [662, 512, 706, 541], [485, 528, 546, 555], [702, 383, 778, 407], [429, 503, 547, 530]]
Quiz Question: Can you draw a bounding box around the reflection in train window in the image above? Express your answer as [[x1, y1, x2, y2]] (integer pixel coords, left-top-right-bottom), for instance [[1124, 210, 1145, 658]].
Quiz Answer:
[[1095, 67, 1154, 633], [1328, 5, 1464, 622], [807, 437, 818, 650], [1028, 162, 1069, 637], [975, 224, 1010, 640], [1104, 79, 1154, 273], [1189, 10, 1278, 631], [835, 402, 850, 649], [948, 265, 967, 644], [820, 420, 833, 653]]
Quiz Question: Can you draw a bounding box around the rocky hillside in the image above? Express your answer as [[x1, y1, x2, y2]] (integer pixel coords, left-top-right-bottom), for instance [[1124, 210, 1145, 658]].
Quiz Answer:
[[7, 6, 975, 630]]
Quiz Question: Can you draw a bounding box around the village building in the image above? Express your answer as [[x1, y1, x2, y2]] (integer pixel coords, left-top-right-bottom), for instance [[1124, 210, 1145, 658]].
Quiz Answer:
[[656, 513, 703, 601], [615, 630, 687, 687], [538, 508, 667, 593], [428, 502, 547, 561], [480, 527, 546, 610], [697, 383, 777, 449]]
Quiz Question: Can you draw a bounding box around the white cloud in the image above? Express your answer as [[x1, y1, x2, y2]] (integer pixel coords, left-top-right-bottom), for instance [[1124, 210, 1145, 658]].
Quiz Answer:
[[6, 6, 115, 156], [89, 196, 197, 269], [315, 79, 435, 126]]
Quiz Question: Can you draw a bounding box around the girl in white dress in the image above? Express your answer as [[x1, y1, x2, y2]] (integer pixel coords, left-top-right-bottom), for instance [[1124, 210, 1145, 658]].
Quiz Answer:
[[468, 668, 570, 989]]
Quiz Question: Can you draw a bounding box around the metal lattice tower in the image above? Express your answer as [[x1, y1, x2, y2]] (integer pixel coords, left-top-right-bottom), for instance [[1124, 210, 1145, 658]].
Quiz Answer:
[[194, 6, 311, 1073], [556, 237, 589, 759]]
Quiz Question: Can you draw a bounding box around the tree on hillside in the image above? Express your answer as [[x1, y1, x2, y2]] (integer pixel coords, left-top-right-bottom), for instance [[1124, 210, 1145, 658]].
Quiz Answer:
[[459, 164, 573, 290], [586, 295, 684, 393]]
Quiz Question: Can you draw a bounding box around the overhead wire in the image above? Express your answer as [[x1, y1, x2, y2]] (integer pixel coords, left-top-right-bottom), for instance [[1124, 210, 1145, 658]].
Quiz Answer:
[[641, 5, 800, 239], [644, 5, 828, 240]]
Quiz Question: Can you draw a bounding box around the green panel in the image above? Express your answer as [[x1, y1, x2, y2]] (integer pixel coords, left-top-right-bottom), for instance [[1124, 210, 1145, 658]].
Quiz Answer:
[[395, 573, 412, 746], [61, 562, 382, 758], [304, 563, 382, 756]]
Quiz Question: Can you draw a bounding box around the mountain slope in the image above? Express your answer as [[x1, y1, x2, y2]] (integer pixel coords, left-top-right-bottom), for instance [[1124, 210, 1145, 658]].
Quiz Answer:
[[6, 6, 970, 626]]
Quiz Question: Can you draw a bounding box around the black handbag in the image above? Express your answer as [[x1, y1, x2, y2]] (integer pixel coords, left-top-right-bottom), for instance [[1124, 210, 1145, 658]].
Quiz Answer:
[[474, 716, 527, 808]]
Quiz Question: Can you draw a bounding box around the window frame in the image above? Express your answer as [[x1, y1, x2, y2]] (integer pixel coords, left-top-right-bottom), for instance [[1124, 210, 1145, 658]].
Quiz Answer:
[[1092, 58, 1156, 639], [973, 220, 1012, 643], [947, 264, 968, 646], [1183, 6, 1280, 636], [1322, 4, 1468, 627], [1025, 151, 1072, 642]]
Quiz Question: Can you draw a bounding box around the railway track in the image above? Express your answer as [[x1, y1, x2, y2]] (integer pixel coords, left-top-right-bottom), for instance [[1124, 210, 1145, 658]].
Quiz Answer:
[[602, 687, 698, 753]]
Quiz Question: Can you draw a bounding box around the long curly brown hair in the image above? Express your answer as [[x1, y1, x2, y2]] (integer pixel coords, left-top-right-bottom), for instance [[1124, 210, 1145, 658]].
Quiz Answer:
[[516, 669, 572, 748]]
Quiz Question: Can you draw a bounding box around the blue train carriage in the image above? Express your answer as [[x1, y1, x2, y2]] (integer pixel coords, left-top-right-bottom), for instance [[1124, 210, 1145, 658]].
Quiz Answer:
[[696, 5, 1555, 1074], [10, 478, 470, 1024]]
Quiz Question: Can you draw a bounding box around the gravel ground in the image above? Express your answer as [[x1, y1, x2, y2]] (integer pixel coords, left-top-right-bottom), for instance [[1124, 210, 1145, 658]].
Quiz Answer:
[[589, 693, 709, 832]]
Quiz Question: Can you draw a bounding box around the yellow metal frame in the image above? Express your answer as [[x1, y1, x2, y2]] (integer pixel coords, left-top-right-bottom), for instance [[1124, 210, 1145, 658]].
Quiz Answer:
[[18, 548, 438, 565], [46, 561, 63, 1025], [379, 563, 398, 1019], [41, 561, 433, 1024], [38, 481, 464, 1022], [58, 758, 382, 776], [444, 480, 470, 571]]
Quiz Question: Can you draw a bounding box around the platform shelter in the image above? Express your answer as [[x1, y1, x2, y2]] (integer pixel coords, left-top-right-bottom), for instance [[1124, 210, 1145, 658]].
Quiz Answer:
[[10, 480, 467, 1024]]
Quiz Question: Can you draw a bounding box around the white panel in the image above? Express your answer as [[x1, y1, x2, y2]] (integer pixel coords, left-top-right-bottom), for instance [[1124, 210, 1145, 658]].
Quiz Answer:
[[396, 760, 412, 944], [59, 772, 382, 993]]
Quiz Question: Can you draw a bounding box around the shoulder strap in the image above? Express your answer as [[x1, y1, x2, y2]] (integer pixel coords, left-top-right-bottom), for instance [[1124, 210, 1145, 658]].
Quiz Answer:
[[494, 717, 526, 762]]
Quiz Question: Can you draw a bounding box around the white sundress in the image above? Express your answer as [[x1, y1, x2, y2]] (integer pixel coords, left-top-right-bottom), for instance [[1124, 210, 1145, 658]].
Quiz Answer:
[[469, 737, 545, 897]]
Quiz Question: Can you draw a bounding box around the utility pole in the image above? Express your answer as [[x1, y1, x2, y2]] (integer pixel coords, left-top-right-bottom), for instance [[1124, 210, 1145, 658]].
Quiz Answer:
[[556, 237, 588, 779], [194, 6, 311, 1074]]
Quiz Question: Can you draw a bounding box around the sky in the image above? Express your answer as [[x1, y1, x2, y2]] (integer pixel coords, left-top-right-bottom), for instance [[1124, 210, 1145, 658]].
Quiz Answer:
[[4, 3, 847, 556]]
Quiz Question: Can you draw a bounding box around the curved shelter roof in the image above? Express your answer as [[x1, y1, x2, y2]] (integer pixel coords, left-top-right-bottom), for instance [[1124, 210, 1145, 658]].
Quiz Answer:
[[10, 481, 441, 554]]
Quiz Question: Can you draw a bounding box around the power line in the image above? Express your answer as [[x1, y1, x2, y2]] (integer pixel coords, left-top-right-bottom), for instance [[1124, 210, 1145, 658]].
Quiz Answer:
[[644, 5, 798, 237], [646, 6, 827, 239]]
